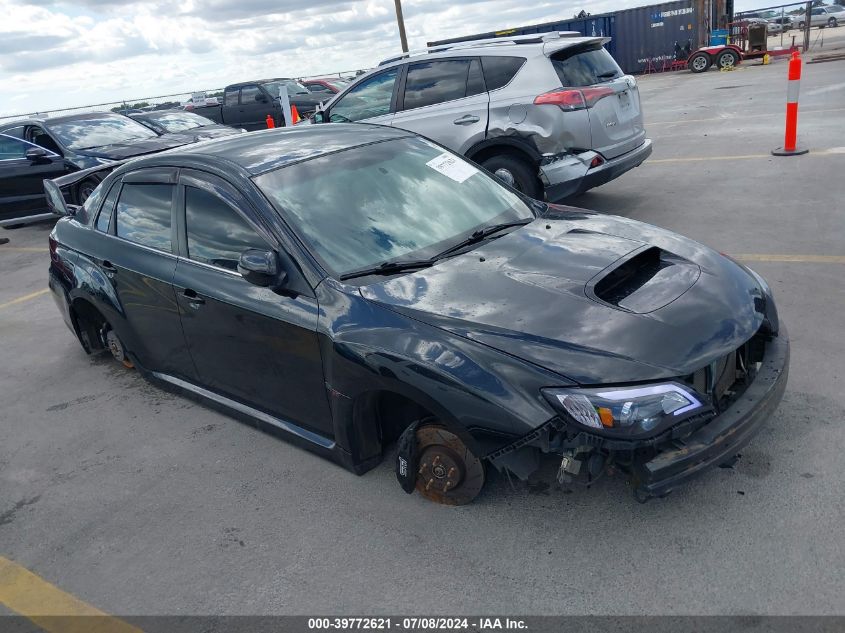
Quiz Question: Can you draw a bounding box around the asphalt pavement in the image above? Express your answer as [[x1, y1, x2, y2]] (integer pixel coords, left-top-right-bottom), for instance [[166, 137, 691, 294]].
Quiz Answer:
[[1, 54, 844, 617]]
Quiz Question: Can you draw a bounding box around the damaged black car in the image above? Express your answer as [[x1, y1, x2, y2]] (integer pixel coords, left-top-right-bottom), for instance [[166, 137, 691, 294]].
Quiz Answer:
[[45, 125, 788, 505]]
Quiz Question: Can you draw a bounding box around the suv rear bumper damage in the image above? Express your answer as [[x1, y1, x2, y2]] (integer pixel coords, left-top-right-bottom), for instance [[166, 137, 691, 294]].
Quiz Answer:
[[541, 139, 653, 202], [634, 324, 789, 499]]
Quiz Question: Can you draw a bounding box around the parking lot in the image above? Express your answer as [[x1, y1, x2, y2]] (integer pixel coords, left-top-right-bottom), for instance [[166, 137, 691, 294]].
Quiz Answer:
[[1, 54, 844, 618]]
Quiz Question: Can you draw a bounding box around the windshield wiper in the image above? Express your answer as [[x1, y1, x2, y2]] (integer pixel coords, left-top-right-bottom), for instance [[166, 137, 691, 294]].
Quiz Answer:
[[432, 220, 531, 260], [339, 258, 435, 281]]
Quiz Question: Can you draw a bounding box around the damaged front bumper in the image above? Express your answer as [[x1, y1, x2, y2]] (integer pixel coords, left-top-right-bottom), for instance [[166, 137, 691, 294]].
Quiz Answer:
[[633, 324, 789, 499], [487, 324, 789, 500], [540, 139, 653, 202]]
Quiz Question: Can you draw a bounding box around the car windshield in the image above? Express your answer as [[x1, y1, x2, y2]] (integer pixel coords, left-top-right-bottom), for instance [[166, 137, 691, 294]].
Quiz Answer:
[[47, 115, 158, 150], [147, 112, 215, 132], [254, 136, 535, 276], [263, 80, 311, 97]]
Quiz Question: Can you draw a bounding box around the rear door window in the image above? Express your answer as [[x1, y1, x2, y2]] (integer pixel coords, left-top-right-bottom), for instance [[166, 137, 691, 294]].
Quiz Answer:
[[551, 45, 623, 87], [184, 186, 270, 271], [224, 89, 239, 106], [115, 183, 174, 252], [402, 59, 472, 110], [480, 57, 525, 91]]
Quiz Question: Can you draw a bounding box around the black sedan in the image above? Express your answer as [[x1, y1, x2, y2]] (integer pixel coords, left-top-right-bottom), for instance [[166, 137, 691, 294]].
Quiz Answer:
[[45, 125, 788, 504], [0, 112, 192, 205], [0, 134, 67, 226], [129, 110, 245, 142]]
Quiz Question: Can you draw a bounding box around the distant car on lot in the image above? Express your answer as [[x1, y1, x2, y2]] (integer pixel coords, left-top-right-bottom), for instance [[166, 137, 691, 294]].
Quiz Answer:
[[190, 79, 324, 130], [45, 125, 787, 505], [310, 32, 652, 201], [130, 110, 245, 142], [797, 4, 844, 28], [0, 133, 66, 226], [0, 112, 193, 203], [303, 78, 349, 95]]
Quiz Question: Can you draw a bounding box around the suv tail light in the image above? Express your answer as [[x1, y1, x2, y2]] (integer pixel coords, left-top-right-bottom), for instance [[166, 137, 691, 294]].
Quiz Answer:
[[534, 87, 616, 110]]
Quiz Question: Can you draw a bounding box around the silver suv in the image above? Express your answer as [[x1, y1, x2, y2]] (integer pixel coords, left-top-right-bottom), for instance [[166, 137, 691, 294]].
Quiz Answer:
[[311, 32, 652, 201]]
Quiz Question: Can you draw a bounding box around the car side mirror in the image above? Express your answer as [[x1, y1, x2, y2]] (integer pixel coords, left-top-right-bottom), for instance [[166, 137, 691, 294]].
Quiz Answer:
[[26, 147, 48, 161], [238, 249, 286, 288], [311, 111, 326, 123], [256, 94, 269, 103], [43, 179, 73, 216]]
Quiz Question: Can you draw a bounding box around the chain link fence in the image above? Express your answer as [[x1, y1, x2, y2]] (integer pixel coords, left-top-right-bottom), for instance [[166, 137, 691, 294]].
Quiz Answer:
[[0, 69, 367, 123]]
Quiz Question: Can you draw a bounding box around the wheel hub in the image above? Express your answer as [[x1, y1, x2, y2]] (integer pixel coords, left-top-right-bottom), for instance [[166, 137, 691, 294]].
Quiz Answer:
[[413, 425, 485, 506], [493, 168, 515, 187]]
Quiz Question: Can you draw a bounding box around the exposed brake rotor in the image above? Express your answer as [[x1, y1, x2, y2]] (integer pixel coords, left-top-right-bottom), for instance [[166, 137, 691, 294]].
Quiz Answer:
[[415, 425, 485, 506], [105, 330, 134, 369]]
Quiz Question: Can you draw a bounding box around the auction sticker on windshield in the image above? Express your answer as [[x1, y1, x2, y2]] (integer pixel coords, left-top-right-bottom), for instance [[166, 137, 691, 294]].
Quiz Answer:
[[426, 152, 478, 184]]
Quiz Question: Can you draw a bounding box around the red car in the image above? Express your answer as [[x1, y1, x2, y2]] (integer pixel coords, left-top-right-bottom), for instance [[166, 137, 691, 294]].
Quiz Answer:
[[302, 78, 350, 96]]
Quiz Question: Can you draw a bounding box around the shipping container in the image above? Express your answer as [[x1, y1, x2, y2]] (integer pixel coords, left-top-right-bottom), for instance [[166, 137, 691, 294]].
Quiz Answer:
[[427, 0, 731, 74]]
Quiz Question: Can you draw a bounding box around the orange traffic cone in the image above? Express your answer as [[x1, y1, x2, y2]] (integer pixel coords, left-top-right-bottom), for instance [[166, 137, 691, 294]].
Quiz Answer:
[[266, 114, 275, 129], [291, 104, 300, 125]]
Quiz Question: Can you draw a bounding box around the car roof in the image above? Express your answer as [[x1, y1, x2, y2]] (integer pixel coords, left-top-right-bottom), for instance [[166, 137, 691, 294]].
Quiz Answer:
[[227, 78, 298, 88], [0, 111, 128, 129], [376, 32, 595, 67], [122, 124, 415, 176]]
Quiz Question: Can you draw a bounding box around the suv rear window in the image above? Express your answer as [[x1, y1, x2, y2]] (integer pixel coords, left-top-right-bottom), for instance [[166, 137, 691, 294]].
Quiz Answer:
[[551, 45, 623, 87], [480, 57, 525, 91]]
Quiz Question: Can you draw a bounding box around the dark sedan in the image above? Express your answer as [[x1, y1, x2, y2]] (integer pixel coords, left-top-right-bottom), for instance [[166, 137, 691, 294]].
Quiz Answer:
[[0, 112, 192, 204], [0, 134, 66, 226], [130, 110, 245, 142], [45, 125, 788, 505]]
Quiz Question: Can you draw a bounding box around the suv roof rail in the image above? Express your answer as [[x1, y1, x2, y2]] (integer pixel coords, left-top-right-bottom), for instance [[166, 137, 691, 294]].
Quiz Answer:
[[378, 31, 582, 66]]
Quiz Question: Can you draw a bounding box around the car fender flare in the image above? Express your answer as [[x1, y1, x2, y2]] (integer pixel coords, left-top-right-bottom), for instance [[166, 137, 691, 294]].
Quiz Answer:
[[464, 136, 542, 166]]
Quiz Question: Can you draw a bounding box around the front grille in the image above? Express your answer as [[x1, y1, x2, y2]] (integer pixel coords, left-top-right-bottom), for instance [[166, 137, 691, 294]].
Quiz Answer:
[[686, 329, 768, 413]]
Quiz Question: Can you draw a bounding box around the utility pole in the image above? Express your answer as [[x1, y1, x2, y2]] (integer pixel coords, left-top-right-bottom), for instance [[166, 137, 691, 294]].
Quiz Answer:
[[393, 0, 409, 53]]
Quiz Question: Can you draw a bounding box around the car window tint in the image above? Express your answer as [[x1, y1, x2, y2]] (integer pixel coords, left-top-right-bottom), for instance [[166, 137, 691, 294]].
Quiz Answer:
[[467, 59, 485, 97], [29, 128, 63, 154], [1, 126, 25, 139], [330, 69, 398, 122], [551, 45, 623, 87], [0, 135, 30, 159], [240, 86, 261, 103], [224, 89, 239, 106], [115, 183, 173, 252], [185, 186, 269, 271], [480, 57, 525, 91], [96, 182, 121, 232], [403, 59, 472, 110]]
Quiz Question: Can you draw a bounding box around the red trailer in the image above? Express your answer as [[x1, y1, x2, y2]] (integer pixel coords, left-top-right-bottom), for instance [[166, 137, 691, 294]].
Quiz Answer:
[[687, 20, 799, 72]]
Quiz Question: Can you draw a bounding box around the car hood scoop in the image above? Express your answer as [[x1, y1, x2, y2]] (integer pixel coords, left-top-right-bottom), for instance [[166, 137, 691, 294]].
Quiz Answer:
[[588, 246, 700, 313], [360, 214, 766, 384]]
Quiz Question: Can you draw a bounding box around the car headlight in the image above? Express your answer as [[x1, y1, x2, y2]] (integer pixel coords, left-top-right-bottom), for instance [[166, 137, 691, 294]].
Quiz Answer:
[[542, 383, 707, 437]]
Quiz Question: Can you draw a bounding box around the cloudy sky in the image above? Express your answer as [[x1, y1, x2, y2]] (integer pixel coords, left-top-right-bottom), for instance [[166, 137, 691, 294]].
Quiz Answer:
[[2, 0, 763, 117]]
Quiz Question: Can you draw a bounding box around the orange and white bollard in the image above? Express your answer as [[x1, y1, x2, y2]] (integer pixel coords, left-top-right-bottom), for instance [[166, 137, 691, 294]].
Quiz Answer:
[[772, 51, 808, 156]]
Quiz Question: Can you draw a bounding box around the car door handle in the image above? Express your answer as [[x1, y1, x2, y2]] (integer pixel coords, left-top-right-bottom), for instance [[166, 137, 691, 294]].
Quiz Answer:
[[100, 260, 117, 278], [453, 115, 480, 125], [182, 289, 205, 307]]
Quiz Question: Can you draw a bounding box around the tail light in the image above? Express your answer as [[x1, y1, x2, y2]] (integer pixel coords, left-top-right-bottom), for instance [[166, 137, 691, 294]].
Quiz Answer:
[[534, 86, 616, 110]]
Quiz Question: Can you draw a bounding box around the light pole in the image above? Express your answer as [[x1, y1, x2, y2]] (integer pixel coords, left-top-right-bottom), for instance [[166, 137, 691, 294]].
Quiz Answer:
[[393, 0, 409, 53]]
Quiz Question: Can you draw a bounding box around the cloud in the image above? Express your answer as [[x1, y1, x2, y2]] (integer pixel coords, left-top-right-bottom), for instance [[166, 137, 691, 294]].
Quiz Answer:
[[0, 0, 760, 117]]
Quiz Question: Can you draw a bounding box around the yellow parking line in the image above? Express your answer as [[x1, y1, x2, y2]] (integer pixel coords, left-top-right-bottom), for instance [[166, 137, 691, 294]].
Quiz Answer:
[[0, 556, 142, 633], [0, 247, 50, 252], [648, 106, 845, 126], [0, 288, 50, 310], [648, 147, 843, 164], [733, 254, 845, 264]]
